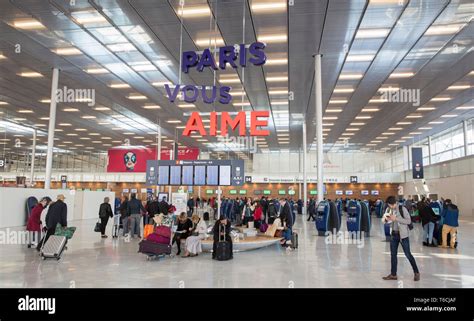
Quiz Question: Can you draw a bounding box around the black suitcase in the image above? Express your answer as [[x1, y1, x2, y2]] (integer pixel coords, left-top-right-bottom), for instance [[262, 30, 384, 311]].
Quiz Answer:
[[290, 231, 298, 249], [216, 224, 232, 261], [203, 212, 210, 221]]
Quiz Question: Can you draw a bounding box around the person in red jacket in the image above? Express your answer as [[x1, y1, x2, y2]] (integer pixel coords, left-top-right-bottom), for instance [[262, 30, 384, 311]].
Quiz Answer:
[[253, 202, 263, 229], [26, 197, 50, 248]]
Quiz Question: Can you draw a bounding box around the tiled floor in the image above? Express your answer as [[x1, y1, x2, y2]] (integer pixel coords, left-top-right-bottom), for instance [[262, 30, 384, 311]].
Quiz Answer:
[[0, 214, 473, 288]]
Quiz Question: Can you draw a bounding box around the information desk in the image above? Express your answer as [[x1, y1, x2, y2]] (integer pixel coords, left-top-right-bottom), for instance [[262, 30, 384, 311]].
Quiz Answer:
[[201, 235, 282, 252]]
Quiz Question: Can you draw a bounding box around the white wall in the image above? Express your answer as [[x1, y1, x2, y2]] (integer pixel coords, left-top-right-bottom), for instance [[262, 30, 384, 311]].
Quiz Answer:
[[0, 187, 115, 228]]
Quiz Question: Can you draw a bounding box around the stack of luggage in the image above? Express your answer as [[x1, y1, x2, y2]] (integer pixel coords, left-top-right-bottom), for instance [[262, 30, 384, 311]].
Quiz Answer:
[[138, 225, 172, 259]]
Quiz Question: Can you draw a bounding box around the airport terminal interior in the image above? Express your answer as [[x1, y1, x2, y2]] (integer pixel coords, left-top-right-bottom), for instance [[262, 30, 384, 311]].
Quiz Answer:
[[0, 0, 473, 288]]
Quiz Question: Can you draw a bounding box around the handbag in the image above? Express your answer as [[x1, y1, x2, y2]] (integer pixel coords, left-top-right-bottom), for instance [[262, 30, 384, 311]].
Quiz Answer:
[[94, 220, 101, 233]]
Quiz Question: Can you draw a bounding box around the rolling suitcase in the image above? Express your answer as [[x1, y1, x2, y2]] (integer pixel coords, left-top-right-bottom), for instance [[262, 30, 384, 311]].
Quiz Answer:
[[290, 231, 298, 249], [216, 224, 232, 261], [203, 212, 210, 221], [138, 239, 172, 259], [41, 235, 67, 260]]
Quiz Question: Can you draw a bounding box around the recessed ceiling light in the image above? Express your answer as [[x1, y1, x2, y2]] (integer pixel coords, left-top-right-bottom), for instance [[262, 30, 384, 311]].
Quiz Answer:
[[431, 97, 451, 102], [59, 123, 71, 126], [447, 84, 470, 90], [425, 23, 466, 36], [350, 122, 365, 126], [177, 6, 211, 17], [152, 81, 170, 87], [376, 136, 388, 139], [361, 108, 380, 112], [406, 114, 422, 118], [143, 105, 161, 109], [366, 143, 377, 146], [269, 90, 288, 95], [389, 127, 403, 131], [346, 128, 360, 131], [322, 123, 334, 126], [266, 58, 288, 65], [39, 99, 51, 103], [266, 76, 288, 82], [109, 83, 130, 89], [339, 73, 363, 80], [323, 116, 338, 120], [389, 72, 414, 78], [341, 133, 355, 136], [53, 47, 81, 55], [409, 132, 422, 135], [251, 2, 286, 12], [371, 140, 382, 143], [355, 116, 372, 119], [18, 71, 43, 78], [402, 136, 413, 139], [333, 87, 354, 93], [167, 120, 181, 124], [429, 121, 444, 124], [81, 115, 96, 119], [257, 34, 287, 43], [75, 128, 87, 131], [417, 107, 436, 111], [397, 122, 412, 125], [18, 109, 33, 113], [40, 117, 49, 120], [346, 54, 375, 62], [329, 99, 348, 104], [456, 106, 474, 110], [62, 108, 79, 112], [85, 67, 108, 74], [195, 37, 225, 47], [355, 28, 390, 39], [419, 127, 432, 130], [441, 114, 457, 118], [176, 126, 186, 129], [94, 107, 111, 111], [67, 133, 78, 136], [326, 109, 343, 113], [80, 137, 91, 140], [178, 103, 195, 108], [127, 94, 147, 100], [369, 98, 388, 103], [0, 101, 8, 105], [13, 19, 45, 30], [394, 140, 406, 143]]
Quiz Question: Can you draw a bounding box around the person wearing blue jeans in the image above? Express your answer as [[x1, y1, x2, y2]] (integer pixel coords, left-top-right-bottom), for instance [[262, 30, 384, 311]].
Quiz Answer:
[[423, 222, 435, 245], [382, 196, 420, 282]]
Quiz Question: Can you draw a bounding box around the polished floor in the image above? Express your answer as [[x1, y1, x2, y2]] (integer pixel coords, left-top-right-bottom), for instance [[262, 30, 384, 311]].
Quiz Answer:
[[0, 213, 473, 288]]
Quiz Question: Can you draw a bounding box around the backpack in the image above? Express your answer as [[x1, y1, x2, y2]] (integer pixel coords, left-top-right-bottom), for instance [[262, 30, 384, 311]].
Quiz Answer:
[[399, 205, 414, 230]]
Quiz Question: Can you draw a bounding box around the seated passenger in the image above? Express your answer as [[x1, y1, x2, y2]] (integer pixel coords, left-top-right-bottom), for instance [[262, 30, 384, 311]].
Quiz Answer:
[[182, 214, 207, 257], [212, 216, 233, 260], [172, 212, 192, 255]]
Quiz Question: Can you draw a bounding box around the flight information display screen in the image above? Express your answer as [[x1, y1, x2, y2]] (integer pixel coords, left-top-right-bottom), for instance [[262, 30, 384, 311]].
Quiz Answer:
[[218, 165, 231, 186], [194, 166, 206, 185], [206, 166, 218, 185], [182, 166, 193, 185], [170, 166, 181, 185], [158, 166, 169, 185]]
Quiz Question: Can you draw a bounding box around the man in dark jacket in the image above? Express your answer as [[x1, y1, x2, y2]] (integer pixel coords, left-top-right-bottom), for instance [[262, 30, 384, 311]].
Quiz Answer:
[[279, 199, 293, 246], [187, 197, 195, 216], [127, 193, 146, 238], [259, 196, 268, 221], [37, 194, 68, 251], [159, 196, 170, 215], [146, 196, 160, 223], [99, 197, 113, 238]]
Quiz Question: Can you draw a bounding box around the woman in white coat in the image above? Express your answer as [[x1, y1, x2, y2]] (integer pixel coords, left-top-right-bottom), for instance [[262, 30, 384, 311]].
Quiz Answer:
[[182, 214, 207, 257]]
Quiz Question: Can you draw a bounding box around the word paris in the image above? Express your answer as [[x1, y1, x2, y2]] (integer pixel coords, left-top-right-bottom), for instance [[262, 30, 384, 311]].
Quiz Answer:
[[165, 42, 266, 104]]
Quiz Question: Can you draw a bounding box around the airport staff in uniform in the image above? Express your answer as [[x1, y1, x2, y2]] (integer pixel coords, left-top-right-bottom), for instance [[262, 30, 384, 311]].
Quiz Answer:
[[382, 196, 420, 282]]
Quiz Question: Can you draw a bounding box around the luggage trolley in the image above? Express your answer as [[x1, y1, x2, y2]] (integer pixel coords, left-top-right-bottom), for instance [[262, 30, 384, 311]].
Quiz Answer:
[[138, 221, 175, 261]]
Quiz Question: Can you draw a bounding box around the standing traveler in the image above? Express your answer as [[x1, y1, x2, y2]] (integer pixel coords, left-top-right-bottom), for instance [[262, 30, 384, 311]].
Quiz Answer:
[[418, 200, 437, 247], [119, 195, 129, 236], [146, 196, 160, 223], [440, 199, 459, 249], [279, 199, 293, 247], [98, 197, 113, 238], [37, 194, 68, 251], [382, 196, 420, 281], [307, 198, 316, 221], [127, 193, 146, 238], [212, 216, 233, 260], [187, 197, 195, 216], [27, 197, 51, 248], [253, 203, 263, 229], [159, 196, 170, 215]]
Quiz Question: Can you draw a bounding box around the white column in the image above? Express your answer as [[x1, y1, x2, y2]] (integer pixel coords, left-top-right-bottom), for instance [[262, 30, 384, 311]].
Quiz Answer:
[[427, 136, 432, 165], [45, 68, 59, 189], [302, 120, 308, 214], [29, 129, 37, 187], [463, 120, 468, 157], [314, 54, 324, 203]]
